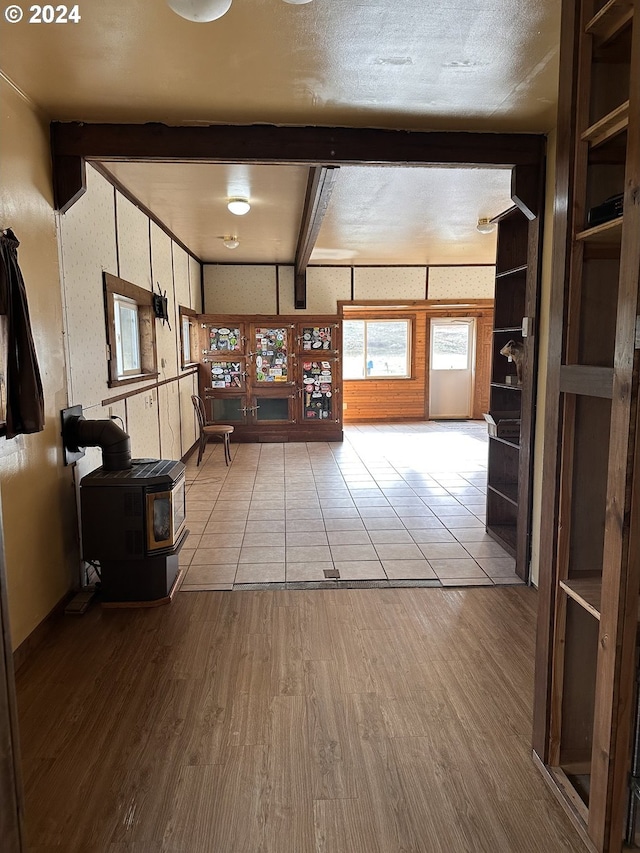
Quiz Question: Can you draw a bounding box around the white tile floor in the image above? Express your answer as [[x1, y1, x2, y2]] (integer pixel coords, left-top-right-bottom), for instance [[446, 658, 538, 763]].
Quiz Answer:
[[179, 420, 524, 591]]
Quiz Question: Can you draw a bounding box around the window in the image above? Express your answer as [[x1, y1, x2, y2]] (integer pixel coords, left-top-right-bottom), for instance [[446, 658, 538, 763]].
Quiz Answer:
[[179, 306, 198, 368], [430, 321, 472, 370], [343, 319, 411, 379], [103, 273, 157, 387], [113, 294, 141, 376]]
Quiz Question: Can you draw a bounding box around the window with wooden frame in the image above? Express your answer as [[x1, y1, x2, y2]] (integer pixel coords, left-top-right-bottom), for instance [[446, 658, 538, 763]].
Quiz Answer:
[[103, 273, 157, 387], [343, 317, 412, 380], [179, 306, 199, 369]]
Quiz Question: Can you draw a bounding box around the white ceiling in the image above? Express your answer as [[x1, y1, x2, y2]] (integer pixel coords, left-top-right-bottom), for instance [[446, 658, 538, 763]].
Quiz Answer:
[[0, 0, 560, 265]]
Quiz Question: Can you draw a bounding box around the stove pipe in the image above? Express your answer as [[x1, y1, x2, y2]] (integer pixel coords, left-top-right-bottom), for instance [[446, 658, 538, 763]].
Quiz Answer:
[[64, 415, 132, 471]]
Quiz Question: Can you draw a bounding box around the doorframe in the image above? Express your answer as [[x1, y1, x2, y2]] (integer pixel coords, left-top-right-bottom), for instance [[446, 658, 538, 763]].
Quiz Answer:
[[428, 316, 477, 419], [0, 490, 26, 851]]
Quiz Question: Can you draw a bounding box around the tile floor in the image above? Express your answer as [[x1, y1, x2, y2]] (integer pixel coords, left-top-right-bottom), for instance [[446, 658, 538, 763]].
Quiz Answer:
[[179, 420, 524, 591]]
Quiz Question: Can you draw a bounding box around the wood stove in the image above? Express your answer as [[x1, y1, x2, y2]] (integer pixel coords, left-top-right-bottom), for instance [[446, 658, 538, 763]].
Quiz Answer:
[[80, 459, 187, 602]]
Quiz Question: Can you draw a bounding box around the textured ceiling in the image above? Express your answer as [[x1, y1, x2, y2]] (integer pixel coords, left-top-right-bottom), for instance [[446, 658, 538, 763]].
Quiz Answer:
[[1, 0, 559, 264]]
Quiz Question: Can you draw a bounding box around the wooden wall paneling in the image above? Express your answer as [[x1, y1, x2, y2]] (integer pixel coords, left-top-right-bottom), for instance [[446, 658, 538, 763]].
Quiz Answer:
[[532, 0, 580, 762], [473, 316, 494, 420], [342, 303, 493, 423], [590, 8, 640, 843]]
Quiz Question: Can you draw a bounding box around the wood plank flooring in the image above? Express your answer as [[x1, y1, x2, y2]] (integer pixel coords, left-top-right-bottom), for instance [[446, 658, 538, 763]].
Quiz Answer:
[[15, 587, 586, 852]]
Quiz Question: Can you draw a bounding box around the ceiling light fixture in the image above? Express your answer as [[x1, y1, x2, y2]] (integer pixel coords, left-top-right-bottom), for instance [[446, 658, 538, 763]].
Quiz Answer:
[[167, 0, 232, 22], [282, 0, 314, 4], [476, 217, 497, 234], [222, 236, 240, 249], [227, 197, 251, 216]]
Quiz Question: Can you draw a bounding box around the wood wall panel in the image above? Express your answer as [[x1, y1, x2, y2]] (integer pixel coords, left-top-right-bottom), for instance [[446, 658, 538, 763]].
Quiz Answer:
[[473, 316, 494, 419], [343, 303, 493, 423], [343, 314, 427, 422]]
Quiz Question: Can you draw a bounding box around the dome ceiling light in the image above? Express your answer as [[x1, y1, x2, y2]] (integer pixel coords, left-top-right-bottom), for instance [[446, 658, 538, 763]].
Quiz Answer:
[[222, 236, 240, 249], [167, 0, 232, 22], [476, 217, 497, 234], [227, 198, 251, 216], [167, 0, 313, 22]]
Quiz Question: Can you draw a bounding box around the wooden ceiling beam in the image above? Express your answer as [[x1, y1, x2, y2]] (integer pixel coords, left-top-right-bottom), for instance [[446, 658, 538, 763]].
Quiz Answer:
[[50, 122, 546, 212], [294, 166, 338, 309]]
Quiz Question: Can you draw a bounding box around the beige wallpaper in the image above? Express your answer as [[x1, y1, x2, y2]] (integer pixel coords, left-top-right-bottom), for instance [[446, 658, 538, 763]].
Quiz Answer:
[[126, 389, 161, 459], [428, 266, 495, 299], [116, 193, 152, 289], [179, 372, 199, 454], [189, 254, 202, 312], [151, 223, 179, 377], [354, 267, 427, 301], [204, 265, 277, 314], [158, 381, 182, 461], [279, 266, 351, 314], [59, 165, 118, 409], [173, 244, 191, 317]]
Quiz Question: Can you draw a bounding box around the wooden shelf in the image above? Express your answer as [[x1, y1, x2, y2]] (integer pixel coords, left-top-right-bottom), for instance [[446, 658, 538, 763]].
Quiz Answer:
[[488, 482, 519, 506], [560, 578, 602, 620], [486, 523, 517, 555], [488, 434, 520, 450], [585, 0, 634, 43], [576, 216, 623, 244], [581, 101, 629, 148], [495, 264, 528, 279], [559, 365, 614, 399], [490, 381, 522, 391]]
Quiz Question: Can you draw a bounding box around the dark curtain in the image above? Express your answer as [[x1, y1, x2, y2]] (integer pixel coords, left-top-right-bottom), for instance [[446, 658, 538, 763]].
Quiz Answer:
[[0, 230, 45, 439]]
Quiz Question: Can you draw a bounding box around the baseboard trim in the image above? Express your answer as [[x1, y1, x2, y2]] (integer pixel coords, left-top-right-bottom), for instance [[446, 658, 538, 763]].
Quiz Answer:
[[13, 590, 74, 674]]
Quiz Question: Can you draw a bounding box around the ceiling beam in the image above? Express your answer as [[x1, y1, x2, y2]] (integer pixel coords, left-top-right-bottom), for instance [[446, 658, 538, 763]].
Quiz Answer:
[[294, 166, 338, 310], [50, 122, 546, 212]]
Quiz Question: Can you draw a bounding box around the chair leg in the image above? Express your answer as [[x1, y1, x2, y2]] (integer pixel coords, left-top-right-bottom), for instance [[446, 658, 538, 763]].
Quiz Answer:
[[197, 432, 206, 466], [223, 434, 230, 466]]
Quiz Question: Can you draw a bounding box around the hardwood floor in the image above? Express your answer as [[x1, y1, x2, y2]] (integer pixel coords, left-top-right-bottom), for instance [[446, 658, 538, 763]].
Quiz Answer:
[[15, 587, 586, 852]]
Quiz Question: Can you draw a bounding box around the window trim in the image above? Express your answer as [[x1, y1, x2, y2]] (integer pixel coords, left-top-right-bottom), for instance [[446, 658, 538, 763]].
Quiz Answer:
[[342, 315, 414, 381], [179, 305, 199, 369], [104, 272, 158, 388]]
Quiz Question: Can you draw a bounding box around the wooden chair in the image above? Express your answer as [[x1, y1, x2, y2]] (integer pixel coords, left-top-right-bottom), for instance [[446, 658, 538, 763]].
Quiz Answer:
[[191, 395, 234, 466]]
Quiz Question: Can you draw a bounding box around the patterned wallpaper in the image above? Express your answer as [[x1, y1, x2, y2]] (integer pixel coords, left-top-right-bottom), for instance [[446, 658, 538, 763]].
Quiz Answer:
[[179, 373, 198, 453], [126, 389, 161, 459], [173, 245, 191, 318], [58, 165, 203, 462], [203, 264, 495, 314], [279, 266, 351, 314], [189, 255, 202, 312], [354, 267, 427, 301], [429, 266, 495, 299], [58, 165, 118, 409], [204, 265, 277, 314], [151, 223, 179, 376], [158, 381, 182, 461], [116, 193, 152, 290]]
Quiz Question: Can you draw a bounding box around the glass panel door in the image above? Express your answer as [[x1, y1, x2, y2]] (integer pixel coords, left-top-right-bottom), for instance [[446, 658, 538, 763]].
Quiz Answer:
[[298, 324, 338, 354], [204, 324, 243, 354], [253, 326, 291, 383], [208, 359, 246, 390], [252, 394, 294, 422], [429, 318, 475, 419], [301, 359, 336, 421]]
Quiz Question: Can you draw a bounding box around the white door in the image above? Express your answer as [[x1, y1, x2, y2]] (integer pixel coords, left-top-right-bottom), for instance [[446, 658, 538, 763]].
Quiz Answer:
[[429, 318, 475, 419]]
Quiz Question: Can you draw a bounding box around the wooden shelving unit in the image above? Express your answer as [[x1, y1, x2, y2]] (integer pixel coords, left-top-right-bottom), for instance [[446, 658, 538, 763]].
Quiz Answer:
[[195, 314, 343, 443], [485, 202, 542, 580], [534, 1, 640, 850]]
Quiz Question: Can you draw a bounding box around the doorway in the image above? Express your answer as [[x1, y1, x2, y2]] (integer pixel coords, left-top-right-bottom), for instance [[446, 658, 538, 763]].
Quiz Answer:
[[429, 318, 476, 419]]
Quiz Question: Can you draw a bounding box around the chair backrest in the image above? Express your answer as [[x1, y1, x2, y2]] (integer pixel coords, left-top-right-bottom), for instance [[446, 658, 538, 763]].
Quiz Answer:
[[191, 395, 206, 431]]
